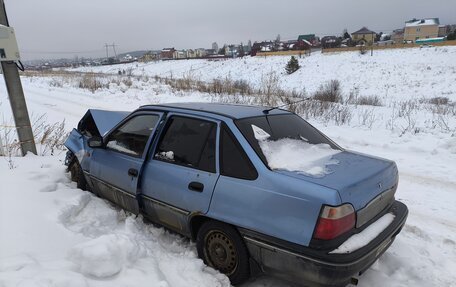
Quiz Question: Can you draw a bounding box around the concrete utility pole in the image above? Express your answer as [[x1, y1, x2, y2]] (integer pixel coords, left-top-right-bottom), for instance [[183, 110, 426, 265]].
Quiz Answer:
[[0, 0, 37, 155]]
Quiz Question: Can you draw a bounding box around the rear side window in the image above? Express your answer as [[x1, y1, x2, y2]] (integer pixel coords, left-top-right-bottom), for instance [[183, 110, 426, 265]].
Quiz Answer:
[[220, 125, 257, 180], [106, 114, 159, 157], [154, 116, 216, 173]]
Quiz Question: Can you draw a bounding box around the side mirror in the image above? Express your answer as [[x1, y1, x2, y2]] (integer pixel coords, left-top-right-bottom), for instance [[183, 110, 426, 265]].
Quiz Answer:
[[88, 136, 103, 148]]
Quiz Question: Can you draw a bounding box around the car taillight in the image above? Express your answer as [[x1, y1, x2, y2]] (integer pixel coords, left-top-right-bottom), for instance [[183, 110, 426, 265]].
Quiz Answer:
[[313, 204, 356, 240]]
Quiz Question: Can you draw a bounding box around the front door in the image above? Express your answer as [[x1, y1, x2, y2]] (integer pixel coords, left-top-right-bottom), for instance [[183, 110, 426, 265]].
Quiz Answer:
[[140, 114, 219, 234], [89, 112, 162, 214]]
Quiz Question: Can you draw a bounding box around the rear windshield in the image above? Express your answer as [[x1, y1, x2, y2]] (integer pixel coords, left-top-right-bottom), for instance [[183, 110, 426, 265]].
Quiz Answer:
[[235, 114, 340, 165]]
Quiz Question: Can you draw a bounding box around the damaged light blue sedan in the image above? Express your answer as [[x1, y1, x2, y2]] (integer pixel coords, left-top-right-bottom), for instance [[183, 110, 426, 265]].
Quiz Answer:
[[65, 103, 408, 287]]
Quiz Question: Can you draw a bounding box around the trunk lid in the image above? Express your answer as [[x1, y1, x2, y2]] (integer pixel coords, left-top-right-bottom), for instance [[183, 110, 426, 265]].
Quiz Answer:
[[277, 150, 398, 211]]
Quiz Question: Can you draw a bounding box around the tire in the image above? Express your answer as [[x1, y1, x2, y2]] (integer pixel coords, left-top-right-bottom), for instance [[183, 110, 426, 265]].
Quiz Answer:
[[196, 220, 250, 285], [69, 160, 87, 191]]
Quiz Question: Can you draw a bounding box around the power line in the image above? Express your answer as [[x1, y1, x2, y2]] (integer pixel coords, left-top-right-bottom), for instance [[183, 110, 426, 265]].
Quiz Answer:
[[104, 43, 119, 60]]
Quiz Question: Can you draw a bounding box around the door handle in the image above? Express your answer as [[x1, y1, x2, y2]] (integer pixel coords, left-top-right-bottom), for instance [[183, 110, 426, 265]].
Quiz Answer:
[[128, 168, 138, 177], [188, 181, 204, 192]]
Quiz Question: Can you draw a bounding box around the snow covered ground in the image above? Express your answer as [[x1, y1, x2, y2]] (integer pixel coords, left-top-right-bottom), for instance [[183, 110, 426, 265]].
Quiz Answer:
[[1, 47, 456, 287], [72, 46, 456, 102]]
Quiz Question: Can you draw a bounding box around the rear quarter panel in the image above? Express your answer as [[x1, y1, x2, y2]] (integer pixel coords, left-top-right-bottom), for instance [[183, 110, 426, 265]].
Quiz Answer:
[[209, 173, 340, 246], [207, 120, 341, 246]]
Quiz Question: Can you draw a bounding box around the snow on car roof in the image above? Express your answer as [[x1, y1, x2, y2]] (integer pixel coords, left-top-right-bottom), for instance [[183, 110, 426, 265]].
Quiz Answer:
[[140, 102, 290, 119]]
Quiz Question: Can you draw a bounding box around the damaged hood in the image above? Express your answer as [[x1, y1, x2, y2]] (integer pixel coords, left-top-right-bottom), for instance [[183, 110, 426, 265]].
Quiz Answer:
[[67, 109, 129, 168], [83, 109, 129, 136]]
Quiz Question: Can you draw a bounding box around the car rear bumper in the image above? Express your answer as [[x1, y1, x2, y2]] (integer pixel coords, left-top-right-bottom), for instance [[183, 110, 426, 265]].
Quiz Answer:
[[241, 200, 408, 287]]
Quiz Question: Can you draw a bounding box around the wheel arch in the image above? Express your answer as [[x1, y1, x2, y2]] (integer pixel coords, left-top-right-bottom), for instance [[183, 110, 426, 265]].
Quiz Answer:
[[191, 217, 259, 267], [189, 214, 212, 241], [189, 214, 245, 241]]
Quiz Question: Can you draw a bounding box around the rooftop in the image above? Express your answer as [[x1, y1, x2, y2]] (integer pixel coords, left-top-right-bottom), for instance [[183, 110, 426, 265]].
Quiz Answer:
[[298, 34, 315, 41], [405, 18, 440, 27], [352, 27, 376, 35], [140, 102, 290, 119]]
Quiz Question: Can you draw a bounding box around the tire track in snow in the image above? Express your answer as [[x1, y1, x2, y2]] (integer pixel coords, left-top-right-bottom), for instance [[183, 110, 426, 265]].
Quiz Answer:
[[25, 87, 103, 110], [400, 172, 456, 190]]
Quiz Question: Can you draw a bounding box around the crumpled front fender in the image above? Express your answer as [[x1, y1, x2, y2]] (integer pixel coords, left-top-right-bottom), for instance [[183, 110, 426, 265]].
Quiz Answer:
[[64, 128, 91, 171]]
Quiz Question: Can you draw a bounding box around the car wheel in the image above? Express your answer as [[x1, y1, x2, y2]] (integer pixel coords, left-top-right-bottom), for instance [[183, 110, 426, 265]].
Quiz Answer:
[[197, 220, 250, 285], [69, 160, 87, 191]]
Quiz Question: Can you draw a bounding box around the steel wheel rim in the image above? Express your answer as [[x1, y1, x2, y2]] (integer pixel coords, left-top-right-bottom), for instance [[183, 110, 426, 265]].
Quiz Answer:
[[204, 230, 238, 275]]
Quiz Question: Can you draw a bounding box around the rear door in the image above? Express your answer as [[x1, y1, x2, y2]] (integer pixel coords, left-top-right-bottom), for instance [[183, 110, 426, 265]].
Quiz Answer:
[[89, 112, 163, 214], [140, 114, 219, 234]]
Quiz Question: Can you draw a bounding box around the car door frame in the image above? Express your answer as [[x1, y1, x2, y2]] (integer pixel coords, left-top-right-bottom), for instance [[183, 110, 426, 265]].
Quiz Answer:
[[138, 112, 221, 236], [87, 111, 165, 213]]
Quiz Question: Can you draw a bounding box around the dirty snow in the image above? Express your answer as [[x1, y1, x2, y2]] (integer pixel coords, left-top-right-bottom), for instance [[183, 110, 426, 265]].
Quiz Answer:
[[1, 47, 456, 287], [330, 213, 396, 254]]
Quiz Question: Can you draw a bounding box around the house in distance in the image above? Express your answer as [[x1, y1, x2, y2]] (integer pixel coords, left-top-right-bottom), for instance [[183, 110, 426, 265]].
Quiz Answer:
[[404, 18, 444, 42], [351, 27, 376, 45]]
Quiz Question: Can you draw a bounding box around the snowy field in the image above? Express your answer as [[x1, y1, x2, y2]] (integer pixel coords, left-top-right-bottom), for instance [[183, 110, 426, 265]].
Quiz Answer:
[[73, 46, 456, 102], [1, 47, 456, 287]]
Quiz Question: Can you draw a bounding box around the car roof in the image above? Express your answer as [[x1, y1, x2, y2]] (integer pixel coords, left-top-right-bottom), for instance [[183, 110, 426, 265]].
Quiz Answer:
[[139, 102, 290, 119]]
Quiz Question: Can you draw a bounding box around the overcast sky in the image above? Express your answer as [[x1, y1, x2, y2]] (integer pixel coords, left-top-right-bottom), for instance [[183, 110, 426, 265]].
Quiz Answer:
[[5, 0, 456, 60]]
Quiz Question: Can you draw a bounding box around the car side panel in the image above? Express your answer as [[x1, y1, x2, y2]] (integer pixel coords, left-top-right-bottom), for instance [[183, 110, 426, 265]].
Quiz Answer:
[[208, 119, 341, 246], [89, 150, 143, 214], [86, 111, 164, 214], [141, 161, 219, 233], [209, 172, 340, 246], [139, 114, 221, 234]]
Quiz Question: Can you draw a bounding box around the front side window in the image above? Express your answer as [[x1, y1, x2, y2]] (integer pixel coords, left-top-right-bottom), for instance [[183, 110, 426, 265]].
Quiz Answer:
[[154, 116, 216, 173], [106, 114, 159, 157]]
